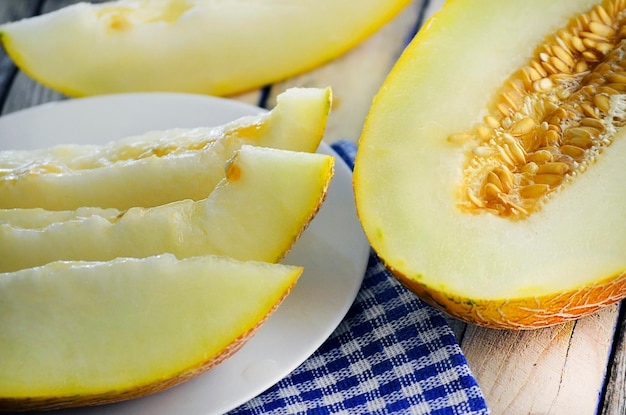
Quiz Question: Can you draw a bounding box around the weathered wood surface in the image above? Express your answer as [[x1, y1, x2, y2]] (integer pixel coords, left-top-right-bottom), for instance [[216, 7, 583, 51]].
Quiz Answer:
[[462, 305, 621, 415], [1, 1, 625, 414]]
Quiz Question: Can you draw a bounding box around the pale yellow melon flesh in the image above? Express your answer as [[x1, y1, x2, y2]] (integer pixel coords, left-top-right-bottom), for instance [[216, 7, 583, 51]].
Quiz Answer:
[[0, 253, 302, 411], [355, 0, 626, 328], [0, 0, 411, 96], [0, 145, 334, 273], [0, 206, 117, 228], [0, 87, 331, 210]]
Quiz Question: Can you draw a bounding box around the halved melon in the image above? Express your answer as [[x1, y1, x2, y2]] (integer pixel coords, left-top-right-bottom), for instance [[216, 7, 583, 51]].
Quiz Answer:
[[355, 0, 626, 329], [0, 0, 411, 96], [0, 87, 331, 210], [0, 253, 301, 411], [0, 145, 334, 272]]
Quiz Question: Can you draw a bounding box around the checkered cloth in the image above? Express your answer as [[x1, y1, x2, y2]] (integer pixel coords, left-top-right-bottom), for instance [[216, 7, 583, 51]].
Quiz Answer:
[[229, 141, 489, 415]]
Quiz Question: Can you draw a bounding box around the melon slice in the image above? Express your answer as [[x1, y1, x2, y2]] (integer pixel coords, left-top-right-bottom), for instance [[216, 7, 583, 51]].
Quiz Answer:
[[0, 253, 302, 411], [0, 145, 334, 272], [0, 87, 331, 210], [354, 0, 626, 329], [0, 0, 411, 96]]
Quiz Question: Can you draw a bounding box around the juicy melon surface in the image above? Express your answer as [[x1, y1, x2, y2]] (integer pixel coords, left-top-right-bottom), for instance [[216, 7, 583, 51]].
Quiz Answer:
[[355, 0, 626, 328], [0, 254, 302, 411]]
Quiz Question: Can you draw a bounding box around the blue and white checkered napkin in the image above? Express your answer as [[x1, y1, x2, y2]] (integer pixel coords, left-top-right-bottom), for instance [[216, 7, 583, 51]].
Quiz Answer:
[[229, 141, 489, 415]]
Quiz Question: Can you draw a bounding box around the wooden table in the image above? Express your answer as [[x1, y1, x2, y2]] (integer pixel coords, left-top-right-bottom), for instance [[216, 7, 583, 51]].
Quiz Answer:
[[1, 1, 624, 414]]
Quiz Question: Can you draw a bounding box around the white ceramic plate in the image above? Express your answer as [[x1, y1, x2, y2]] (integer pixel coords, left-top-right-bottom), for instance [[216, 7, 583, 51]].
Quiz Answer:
[[0, 93, 369, 415]]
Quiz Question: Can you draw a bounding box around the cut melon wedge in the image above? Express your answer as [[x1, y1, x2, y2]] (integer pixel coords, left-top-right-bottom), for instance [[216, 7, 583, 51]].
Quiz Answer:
[[0, 145, 334, 272], [0, 253, 302, 411], [0, 0, 411, 96], [355, 0, 626, 329], [0, 87, 331, 210]]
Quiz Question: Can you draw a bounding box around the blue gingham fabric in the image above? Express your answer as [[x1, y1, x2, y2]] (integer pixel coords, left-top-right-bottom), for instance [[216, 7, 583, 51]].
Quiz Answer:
[[230, 141, 490, 415]]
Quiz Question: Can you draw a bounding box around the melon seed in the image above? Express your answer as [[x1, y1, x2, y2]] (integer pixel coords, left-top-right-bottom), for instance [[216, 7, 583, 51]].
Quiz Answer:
[[452, 0, 626, 219]]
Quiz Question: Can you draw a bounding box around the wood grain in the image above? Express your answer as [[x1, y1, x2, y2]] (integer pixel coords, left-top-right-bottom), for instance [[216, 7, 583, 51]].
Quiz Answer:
[[264, 0, 447, 144], [601, 304, 626, 415], [267, 0, 432, 144], [0, 0, 40, 111], [1, 0, 79, 114], [461, 305, 619, 415]]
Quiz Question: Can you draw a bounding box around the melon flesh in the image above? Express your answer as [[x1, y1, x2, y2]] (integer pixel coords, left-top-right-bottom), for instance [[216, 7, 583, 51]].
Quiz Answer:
[[0, 254, 301, 411], [0, 145, 334, 272], [0, 0, 411, 96], [355, 0, 626, 328], [0, 87, 331, 210]]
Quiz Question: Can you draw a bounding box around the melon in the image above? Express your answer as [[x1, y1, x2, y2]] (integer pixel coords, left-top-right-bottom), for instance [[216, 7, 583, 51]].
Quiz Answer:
[[354, 0, 626, 329], [0, 145, 334, 272], [0, 254, 301, 411], [0, 87, 331, 210], [0, 0, 411, 96]]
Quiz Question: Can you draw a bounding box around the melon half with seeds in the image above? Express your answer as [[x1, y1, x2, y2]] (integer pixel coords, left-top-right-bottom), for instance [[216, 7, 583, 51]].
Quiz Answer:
[[354, 0, 626, 329]]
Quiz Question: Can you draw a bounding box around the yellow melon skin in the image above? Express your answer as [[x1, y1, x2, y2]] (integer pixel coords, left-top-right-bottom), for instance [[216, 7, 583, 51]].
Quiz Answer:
[[0, 0, 411, 96], [354, 0, 626, 329], [390, 262, 626, 329]]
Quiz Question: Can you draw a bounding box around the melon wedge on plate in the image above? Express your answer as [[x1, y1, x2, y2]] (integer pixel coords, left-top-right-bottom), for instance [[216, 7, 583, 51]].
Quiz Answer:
[[0, 253, 302, 411], [0, 87, 331, 210], [354, 0, 626, 329], [0, 0, 411, 96], [0, 145, 334, 273]]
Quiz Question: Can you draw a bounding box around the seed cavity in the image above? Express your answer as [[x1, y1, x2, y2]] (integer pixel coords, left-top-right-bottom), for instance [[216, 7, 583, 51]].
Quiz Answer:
[[452, 0, 626, 219]]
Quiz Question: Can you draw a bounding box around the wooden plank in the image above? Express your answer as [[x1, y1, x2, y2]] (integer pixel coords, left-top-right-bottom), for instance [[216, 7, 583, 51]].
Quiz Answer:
[[0, 1, 39, 23], [445, 316, 468, 341], [263, 0, 448, 144], [601, 304, 626, 415], [1, 0, 81, 114], [462, 305, 619, 415], [265, 0, 426, 144], [423, 0, 448, 22], [0, 1, 40, 110]]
